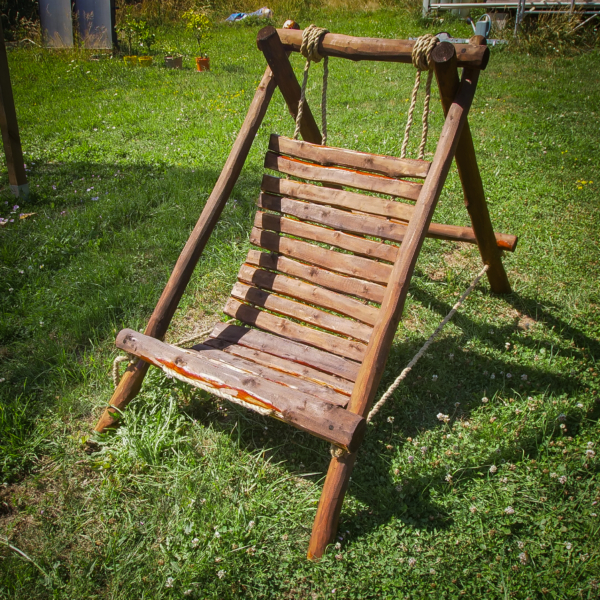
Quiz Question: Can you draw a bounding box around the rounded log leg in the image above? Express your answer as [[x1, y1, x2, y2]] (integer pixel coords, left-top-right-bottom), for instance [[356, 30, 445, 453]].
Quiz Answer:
[[307, 450, 357, 560], [93, 359, 150, 433]]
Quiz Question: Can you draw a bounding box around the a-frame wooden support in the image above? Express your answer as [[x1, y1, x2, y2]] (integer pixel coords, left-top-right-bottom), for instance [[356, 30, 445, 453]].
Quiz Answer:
[[92, 26, 512, 561]]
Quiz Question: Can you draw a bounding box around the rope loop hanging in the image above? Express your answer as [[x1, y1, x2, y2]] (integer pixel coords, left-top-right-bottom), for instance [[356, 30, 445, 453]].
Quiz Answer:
[[400, 33, 439, 160], [293, 25, 330, 145]]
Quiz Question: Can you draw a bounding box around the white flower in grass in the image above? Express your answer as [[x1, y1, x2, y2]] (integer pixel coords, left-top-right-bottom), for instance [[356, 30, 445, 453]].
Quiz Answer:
[[470, 506, 477, 514], [489, 465, 497, 474], [519, 552, 529, 565], [559, 476, 567, 484], [550, 472, 558, 478], [421, 446, 428, 454], [248, 520, 255, 530], [504, 506, 515, 515], [335, 542, 341, 550], [577, 403, 584, 408], [437, 413, 450, 423], [387, 416, 395, 423], [565, 542, 572, 551], [521, 374, 528, 381], [214, 531, 221, 538], [191, 537, 200, 548], [490, 373, 496, 379], [506, 373, 512, 379], [445, 474, 453, 482], [586, 450, 595, 458], [184, 590, 193, 596], [217, 570, 226, 579], [408, 557, 417, 567], [588, 442, 594, 448], [517, 541, 525, 549], [505, 342, 511, 349], [408, 455, 415, 464], [165, 577, 174, 588], [432, 374, 438, 381], [482, 397, 489, 403]]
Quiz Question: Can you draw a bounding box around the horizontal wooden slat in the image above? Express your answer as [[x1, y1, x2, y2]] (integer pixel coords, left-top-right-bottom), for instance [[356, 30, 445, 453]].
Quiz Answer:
[[269, 135, 430, 179], [265, 152, 422, 201], [186, 342, 347, 406], [255, 211, 398, 263], [245, 250, 386, 304], [203, 337, 354, 396], [210, 322, 360, 382], [262, 176, 518, 251], [238, 263, 379, 326], [224, 297, 367, 362], [116, 329, 365, 451], [259, 193, 406, 244], [231, 281, 372, 343], [250, 227, 393, 285]]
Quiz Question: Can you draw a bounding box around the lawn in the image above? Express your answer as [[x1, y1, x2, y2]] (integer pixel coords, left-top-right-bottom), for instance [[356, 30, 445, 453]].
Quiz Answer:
[[0, 8, 599, 599]]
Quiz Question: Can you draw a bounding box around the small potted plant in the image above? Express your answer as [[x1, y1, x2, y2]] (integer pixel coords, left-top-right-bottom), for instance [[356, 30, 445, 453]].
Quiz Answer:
[[183, 10, 212, 71], [136, 21, 155, 66], [117, 16, 138, 65], [163, 43, 183, 69]]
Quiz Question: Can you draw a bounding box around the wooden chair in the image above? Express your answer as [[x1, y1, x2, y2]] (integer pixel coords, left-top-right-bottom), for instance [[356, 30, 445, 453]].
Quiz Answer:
[[93, 26, 517, 559]]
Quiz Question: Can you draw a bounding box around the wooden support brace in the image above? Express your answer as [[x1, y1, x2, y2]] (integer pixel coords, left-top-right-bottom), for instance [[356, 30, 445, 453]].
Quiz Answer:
[[308, 44, 480, 560], [93, 65, 278, 433], [0, 25, 27, 198], [432, 39, 512, 294]]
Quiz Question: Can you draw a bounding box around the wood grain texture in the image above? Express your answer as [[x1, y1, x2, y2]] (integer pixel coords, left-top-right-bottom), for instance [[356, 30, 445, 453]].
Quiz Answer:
[[245, 250, 386, 304], [250, 227, 393, 284], [265, 152, 422, 201], [275, 27, 490, 69], [269, 134, 430, 179], [209, 322, 360, 381], [237, 263, 379, 325], [116, 329, 365, 451], [203, 336, 354, 395], [433, 40, 513, 292], [254, 211, 399, 262], [94, 66, 278, 433], [223, 298, 367, 362], [230, 281, 373, 343]]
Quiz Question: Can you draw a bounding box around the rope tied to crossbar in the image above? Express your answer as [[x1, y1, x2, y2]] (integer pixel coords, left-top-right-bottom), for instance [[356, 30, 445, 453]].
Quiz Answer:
[[293, 25, 329, 145], [401, 33, 439, 161]]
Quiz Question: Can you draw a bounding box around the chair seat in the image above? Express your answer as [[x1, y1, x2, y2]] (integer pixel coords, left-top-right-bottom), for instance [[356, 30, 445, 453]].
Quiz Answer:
[[116, 327, 366, 452]]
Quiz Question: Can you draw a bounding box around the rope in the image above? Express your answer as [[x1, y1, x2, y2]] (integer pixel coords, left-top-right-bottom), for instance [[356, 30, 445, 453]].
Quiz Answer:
[[366, 264, 489, 424], [400, 34, 438, 160], [293, 25, 329, 145], [111, 318, 234, 389]]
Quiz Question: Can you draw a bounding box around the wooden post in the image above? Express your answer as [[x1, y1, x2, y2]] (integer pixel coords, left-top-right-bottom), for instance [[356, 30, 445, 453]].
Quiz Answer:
[[0, 24, 28, 198], [93, 65, 278, 433], [257, 26, 323, 145], [308, 45, 481, 560], [432, 39, 512, 294]]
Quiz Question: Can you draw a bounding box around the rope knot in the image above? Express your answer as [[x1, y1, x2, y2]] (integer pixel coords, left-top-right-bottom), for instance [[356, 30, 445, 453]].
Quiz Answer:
[[411, 33, 439, 71], [300, 24, 329, 63]]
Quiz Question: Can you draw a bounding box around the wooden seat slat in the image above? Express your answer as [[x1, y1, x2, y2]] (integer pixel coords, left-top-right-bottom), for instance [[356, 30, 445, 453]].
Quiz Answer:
[[250, 227, 393, 285], [238, 264, 379, 326], [209, 323, 360, 382], [265, 152, 422, 201], [259, 193, 406, 244], [230, 282, 372, 343], [255, 212, 398, 263], [245, 250, 386, 304], [116, 329, 364, 451], [223, 298, 367, 362], [203, 337, 354, 396], [269, 134, 431, 179]]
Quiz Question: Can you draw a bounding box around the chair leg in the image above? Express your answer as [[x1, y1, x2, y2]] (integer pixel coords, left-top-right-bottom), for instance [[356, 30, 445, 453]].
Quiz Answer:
[[307, 451, 357, 560]]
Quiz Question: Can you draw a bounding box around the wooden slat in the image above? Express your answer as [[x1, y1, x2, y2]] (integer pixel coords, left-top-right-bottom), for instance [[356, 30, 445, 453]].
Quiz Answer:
[[264, 152, 422, 201], [188, 343, 347, 406], [238, 263, 379, 326], [261, 176, 518, 251], [269, 134, 430, 179], [254, 212, 398, 263], [203, 337, 354, 396], [116, 329, 365, 452], [259, 193, 406, 244], [223, 298, 367, 362], [245, 250, 386, 304], [210, 322, 360, 382], [230, 282, 372, 343], [250, 228, 393, 285]]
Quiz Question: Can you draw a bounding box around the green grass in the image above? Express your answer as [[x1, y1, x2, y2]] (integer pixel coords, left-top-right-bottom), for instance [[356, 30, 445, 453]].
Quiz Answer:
[[1, 9, 600, 599]]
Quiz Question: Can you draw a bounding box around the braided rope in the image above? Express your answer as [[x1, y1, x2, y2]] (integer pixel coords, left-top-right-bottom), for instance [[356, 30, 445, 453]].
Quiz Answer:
[[293, 25, 329, 145], [366, 265, 489, 424], [400, 34, 438, 160], [111, 318, 234, 389]]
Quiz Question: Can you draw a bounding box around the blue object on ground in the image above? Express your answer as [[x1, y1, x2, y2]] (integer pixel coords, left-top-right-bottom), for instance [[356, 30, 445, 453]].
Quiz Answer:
[[226, 7, 273, 21]]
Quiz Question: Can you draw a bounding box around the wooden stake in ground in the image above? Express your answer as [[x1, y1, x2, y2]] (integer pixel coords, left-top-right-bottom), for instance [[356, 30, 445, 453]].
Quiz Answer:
[[0, 25, 28, 198]]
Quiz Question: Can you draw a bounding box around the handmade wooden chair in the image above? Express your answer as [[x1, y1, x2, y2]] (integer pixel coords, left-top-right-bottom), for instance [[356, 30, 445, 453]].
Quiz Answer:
[[93, 25, 517, 559]]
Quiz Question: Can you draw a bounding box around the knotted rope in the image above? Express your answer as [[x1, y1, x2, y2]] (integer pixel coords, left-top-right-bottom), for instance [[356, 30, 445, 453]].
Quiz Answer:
[[111, 319, 234, 388], [400, 34, 439, 160], [293, 25, 329, 145]]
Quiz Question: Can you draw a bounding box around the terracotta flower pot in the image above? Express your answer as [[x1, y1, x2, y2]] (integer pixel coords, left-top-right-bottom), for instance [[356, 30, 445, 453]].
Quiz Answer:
[[196, 56, 210, 72], [138, 56, 153, 67], [165, 56, 183, 69], [123, 56, 138, 66]]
